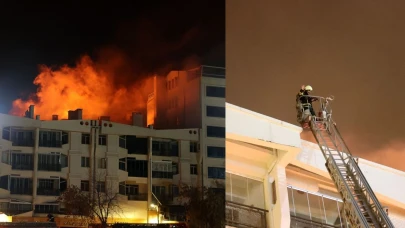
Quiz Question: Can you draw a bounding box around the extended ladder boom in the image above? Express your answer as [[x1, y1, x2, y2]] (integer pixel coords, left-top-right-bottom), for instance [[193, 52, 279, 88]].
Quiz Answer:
[[300, 96, 394, 228]]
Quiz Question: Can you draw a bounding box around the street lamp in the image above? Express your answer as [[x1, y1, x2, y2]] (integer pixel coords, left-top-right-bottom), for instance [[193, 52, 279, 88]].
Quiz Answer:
[[150, 203, 159, 224]]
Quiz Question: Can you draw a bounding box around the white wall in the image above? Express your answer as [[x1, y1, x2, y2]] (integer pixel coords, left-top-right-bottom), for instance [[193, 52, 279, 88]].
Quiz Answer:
[[226, 103, 302, 148]]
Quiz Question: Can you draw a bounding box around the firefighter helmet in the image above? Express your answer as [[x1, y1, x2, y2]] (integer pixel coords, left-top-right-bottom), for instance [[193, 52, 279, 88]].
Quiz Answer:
[[305, 85, 313, 91]]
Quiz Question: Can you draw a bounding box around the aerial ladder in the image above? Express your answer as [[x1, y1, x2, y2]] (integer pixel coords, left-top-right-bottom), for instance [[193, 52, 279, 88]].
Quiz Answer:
[[296, 95, 395, 228]]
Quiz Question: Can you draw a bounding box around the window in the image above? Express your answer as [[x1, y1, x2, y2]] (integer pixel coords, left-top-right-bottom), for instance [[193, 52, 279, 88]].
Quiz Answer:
[[152, 161, 173, 179], [126, 185, 139, 195], [1, 151, 10, 164], [11, 153, 33, 170], [206, 86, 225, 98], [152, 140, 179, 157], [81, 157, 90, 167], [35, 204, 59, 213], [190, 142, 198, 153], [119, 158, 126, 171], [39, 131, 62, 148], [152, 185, 166, 196], [206, 106, 225, 118], [0, 176, 8, 190], [119, 136, 126, 148], [208, 167, 225, 179], [96, 182, 105, 193], [207, 146, 225, 158], [99, 158, 106, 169], [61, 155, 68, 168], [172, 162, 178, 175], [190, 164, 198, 175], [206, 126, 225, 138], [10, 177, 33, 195], [62, 132, 69, 144], [37, 179, 59, 196], [127, 158, 148, 177], [9, 203, 32, 214], [2, 127, 10, 141], [6, 128, 35, 147], [98, 135, 107, 145], [126, 136, 148, 154], [38, 153, 62, 171], [81, 181, 89, 191], [81, 134, 90, 144], [171, 185, 179, 197], [125, 185, 139, 195], [287, 186, 346, 226]]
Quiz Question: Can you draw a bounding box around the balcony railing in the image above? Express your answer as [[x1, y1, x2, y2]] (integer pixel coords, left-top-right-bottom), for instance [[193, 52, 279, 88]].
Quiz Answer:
[[11, 163, 34, 170], [34, 207, 59, 214], [10, 188, 33, 195], [290, 215, 340, 228], [225, 201, 268, 228], [201, 65, 226, 78], [38, 164, 61, 172], [2, 208, 33, 216], [12, 139, 35, 147], [128, 193, 148, 201], [37, 188, 60, 196]]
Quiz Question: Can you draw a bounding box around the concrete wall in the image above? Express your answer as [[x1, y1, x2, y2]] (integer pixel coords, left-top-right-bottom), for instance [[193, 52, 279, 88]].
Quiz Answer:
[[226, 103, 302, 148]]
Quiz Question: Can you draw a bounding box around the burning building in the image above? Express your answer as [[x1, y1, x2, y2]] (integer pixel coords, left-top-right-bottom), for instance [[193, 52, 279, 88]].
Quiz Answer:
[[0, 64, 226, 225]]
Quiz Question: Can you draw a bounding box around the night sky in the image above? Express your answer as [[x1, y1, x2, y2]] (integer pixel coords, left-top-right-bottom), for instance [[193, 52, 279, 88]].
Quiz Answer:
[[0, 1, 225, 114], [227, 0, 405, 171]]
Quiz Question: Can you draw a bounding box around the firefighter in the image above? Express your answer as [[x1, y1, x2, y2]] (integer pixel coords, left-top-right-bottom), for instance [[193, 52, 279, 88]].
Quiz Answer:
[[297, 85, 317, 116]]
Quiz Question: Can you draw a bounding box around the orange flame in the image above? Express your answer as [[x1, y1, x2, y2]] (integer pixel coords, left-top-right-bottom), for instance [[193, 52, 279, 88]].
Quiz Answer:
[[10, 54, 152, 123]]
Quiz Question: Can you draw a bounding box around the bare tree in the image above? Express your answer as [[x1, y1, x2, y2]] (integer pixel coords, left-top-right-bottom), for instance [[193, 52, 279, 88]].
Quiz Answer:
[[57, 185, 95, 226], [178, 182, 225, 228], [58, 173, 122, 228]]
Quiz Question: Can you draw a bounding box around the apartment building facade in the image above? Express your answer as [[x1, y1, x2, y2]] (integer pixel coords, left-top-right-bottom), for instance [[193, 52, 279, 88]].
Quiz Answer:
[[146, 65, 226, 189], [0, 107, 202, 225], [225, 103, 405, 228]]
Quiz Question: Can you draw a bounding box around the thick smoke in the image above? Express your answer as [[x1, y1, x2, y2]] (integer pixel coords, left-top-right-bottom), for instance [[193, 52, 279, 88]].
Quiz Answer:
[[10, 49, 153, 123]]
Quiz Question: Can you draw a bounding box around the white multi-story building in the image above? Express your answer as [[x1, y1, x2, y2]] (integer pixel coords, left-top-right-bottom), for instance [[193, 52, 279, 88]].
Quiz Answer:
[[0, 65, 226, 226], [226, 103, 405, 228], [146, 65, 226, 189]]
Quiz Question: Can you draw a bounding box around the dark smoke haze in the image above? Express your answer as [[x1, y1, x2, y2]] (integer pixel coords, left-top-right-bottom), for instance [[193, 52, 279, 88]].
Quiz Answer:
[[0, 1, 224, 115]]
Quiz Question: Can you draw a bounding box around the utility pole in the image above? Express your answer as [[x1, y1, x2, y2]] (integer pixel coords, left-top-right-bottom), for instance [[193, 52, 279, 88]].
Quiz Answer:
[[90, 120, 99, 201]]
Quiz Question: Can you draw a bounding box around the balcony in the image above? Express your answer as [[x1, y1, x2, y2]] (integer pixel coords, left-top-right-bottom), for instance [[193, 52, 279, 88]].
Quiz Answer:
[[34, 204, 59, 214], [11, 162, 33, 171], [38, 164, 62, 172], [201, 65, 226, 78], [12, 139, 35, 147], [3, 208, 32, 215], [37, 188, 60, 196], [128, 193, 148, 201], [225, 201, 268, 228], [10, 188, 33, 195], [290, 215, 340, 228]]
